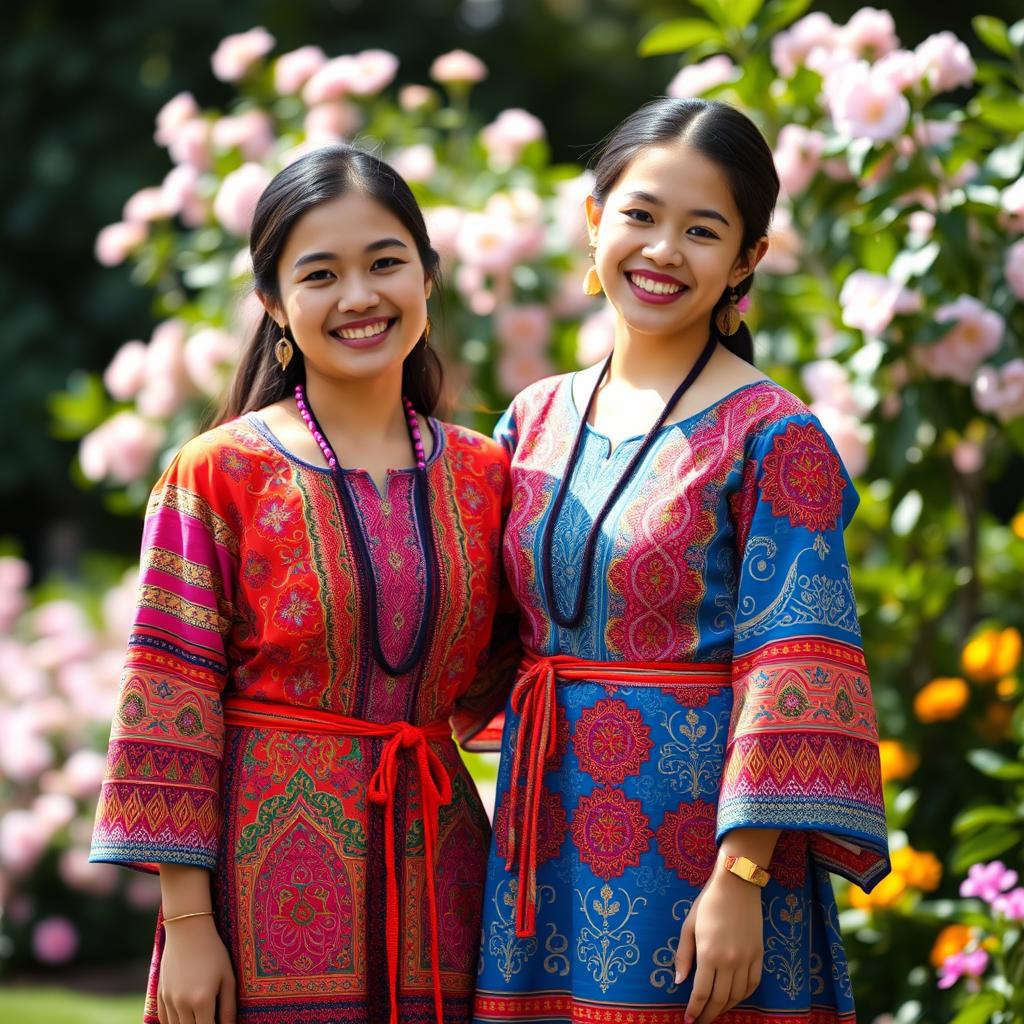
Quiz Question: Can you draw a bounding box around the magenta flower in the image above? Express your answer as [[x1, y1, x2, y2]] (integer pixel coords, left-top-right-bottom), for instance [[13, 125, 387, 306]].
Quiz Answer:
[[959, 860, 1019, 903], [992, 886, 1024, 921], [937, 948, 988, 989]]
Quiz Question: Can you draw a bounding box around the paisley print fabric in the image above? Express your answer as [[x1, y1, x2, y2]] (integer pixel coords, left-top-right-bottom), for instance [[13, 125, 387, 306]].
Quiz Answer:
[[91, 413, 511, 1024], [474, 374, 890, 1023]]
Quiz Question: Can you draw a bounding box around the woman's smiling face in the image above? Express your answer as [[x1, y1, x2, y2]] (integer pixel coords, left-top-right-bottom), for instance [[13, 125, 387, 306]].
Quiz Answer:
[[587, 138, 762, 343], [263, 189, 431, 387]]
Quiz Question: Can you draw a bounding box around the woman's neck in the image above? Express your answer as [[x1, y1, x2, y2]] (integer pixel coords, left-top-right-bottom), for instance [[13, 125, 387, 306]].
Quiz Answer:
[[607, 318, 714, 394], [302, 368, 409, 450]]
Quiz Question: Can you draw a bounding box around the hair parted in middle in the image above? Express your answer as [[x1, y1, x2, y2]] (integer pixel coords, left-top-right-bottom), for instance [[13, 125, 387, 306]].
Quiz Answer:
[[217, 143, 445, 424], [589, 97, 780, 365]]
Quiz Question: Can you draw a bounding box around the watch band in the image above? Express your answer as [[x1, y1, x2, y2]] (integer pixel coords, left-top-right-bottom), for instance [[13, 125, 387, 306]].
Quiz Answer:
[[723, 854, 771, 887]]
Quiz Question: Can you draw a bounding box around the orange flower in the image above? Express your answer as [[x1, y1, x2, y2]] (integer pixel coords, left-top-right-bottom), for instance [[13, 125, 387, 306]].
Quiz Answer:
[[996, 676, 1018, 699], [962, 628, 1022, 682], [891, 846, 942, 891], [913, 677, 970, 722], [930, 924, 972, 968], [848, 871, 907, 910], [878, 740, 919, 784], [1012, 511, 1024, 540]]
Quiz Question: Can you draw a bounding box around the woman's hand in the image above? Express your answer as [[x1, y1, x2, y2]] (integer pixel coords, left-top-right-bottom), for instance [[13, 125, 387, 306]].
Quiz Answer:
[[157, 915, 236, 1024], [674, 865, 764, 1024]]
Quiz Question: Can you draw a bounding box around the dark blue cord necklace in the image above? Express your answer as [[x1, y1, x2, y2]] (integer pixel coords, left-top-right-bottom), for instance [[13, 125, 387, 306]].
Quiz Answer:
[[295, 384, 437, 677], [540, 335, 718, 629]]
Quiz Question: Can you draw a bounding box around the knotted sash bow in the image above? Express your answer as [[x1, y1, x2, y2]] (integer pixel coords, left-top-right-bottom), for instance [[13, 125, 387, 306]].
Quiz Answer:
[[503, 652, 731, 938], [224, 697, 453, 1024]]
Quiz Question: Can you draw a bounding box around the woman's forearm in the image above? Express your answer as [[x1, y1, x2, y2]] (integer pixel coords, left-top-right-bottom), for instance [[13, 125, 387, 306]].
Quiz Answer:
[[159, 864, 214, 918]]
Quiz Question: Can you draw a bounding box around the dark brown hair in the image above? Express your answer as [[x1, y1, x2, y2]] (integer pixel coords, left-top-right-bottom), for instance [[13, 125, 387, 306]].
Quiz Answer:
[[591, 97, 780, 364], [216, 144, 444, 423]]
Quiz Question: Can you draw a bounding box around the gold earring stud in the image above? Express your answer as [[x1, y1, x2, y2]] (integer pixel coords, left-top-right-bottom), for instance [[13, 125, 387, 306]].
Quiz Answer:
[[275, 330, 294, 371]]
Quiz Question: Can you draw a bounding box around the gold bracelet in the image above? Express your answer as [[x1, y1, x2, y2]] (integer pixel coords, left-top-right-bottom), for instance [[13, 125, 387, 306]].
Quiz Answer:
[[162, 910, 214, 925]]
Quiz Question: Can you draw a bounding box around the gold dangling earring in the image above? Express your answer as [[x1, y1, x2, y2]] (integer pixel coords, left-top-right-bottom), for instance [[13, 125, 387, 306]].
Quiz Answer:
[[715, 290, 742, 336], [583, 266, 603, 296], [275, 329, 294, 372], [424, 318, 431, 343]]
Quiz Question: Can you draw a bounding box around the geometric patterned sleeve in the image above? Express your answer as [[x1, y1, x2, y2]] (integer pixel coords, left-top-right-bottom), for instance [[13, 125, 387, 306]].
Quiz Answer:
[[452, 405, 522, 752], [717, 414, 891, 891], [89, 435, 237, 872]]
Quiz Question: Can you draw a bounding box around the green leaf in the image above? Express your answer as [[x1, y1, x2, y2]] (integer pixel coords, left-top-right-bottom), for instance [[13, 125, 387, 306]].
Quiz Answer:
[[974, 95, 1024, 132], [760, 0, 814, 39], [973, 16, 1014, 58], [721, 0, 765, 30], [952, 825, 1022, 871], [953, 804, 1022, 835], [950, 991, 1005, 1024], [689, 0, 731, 30], [889, 242, 941, 285], [638, 19, 726, 56], [968, 749, 1024, 780]]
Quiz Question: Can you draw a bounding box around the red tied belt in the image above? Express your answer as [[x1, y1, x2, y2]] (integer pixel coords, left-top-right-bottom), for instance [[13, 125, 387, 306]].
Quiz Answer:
[[223, 696, 452, 1024], [504, 651, 732, 939]]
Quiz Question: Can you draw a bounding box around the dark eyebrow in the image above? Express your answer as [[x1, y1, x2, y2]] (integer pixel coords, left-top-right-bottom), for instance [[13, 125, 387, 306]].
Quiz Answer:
[[293, 238, 409, 269], [690, 208, 730, 226]]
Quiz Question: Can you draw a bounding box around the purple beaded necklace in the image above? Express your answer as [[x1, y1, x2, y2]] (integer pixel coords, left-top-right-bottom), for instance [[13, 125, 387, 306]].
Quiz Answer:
[[294, 383, 436, 677]]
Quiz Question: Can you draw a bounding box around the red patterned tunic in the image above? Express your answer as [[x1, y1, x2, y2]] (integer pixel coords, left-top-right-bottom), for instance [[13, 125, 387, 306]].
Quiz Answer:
[[90, 412, 510, 1024]]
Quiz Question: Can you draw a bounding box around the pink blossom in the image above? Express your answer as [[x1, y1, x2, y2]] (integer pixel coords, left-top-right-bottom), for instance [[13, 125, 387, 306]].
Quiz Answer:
[[184, 327, 242, 395], [103, 340, 148, 401], [938, 948, 988, 989], [33, 599, 87, 637], [430, 49, 487, 85], [960, 859, 1019, 902], [81, 413, 166, 485], [456, 211, 520, 273], [839, 7, 899, 60], [0, 557, 30, 593], [495, 305, 551, 353], [167, 118, 213, 170], [161, 164, 207, 227], [214, 162, 273, 238], [812, 404, 869, 478], [390, 144, 437, 184], [771, 13, 839, 77], [667, 56, 736, 98], [496, 349, 555, 396], [61, 749, 108, 800], [577, 304, 616, 366], [973, 360, 1024, 422], [348, 49, 399, 96], [774, 124, 827, 198], [827, 62, 909, 142], [486, 189, 545, 262], [822, 157, 856, 182], [839, 270, 902, 335], [992, 886, 1024, 921], [303, 56, 360, 105], [894, 287, 924, 315], [303, 102, 362, 143], [58, 847, 118, 896], [915, 31, 975, 94], [1001, 177, 1024, 234], [951, 440, 984, 475], [551, 264, 601, 318], [94, 221, 147, 267], [212, 110, 275, 161], [913, 120, 958, 148], [139, 319, 191, 419], [0, 809, 49, 875], [399, 85, 435, 112], [1005, 239, 1024, 300], [802, 360, 857, 415], [908, 210, 936, 239], [552, 172, 595, 252], [423, 205, 464, 264], [274, 45, 326, 96], [211, 27, 275, 83], [917, 296, 1004, 384], [32, 916, 79, 965], [154, 92, 199, 147], [123, 187, 171, 224], [873, 49, 922, 92], [481, 109, 546, 170], [125, 872, 163, 910], [32, 794, 75, 833], [0, 730, 53, 783], [0, 590, 25, 634], [0, 641, 46, 699], [760, 204, 801, 275]]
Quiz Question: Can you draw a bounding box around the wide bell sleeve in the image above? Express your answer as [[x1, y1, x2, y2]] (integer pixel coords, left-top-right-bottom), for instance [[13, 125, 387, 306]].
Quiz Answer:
[[452, 404, 522, 752], [717, 414, 890, 891], [90, 438, 237, 872]]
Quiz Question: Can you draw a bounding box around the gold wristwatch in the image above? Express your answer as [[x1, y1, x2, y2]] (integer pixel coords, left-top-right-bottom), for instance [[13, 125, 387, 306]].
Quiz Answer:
[[723, 854, 771, 887]]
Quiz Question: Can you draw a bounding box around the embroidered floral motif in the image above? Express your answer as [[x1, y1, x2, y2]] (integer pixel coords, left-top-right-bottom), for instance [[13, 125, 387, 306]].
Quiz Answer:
[[576, 883, 647, 993], [272, 586, 316, 634], [573, 698, 654, 785], [759, 422, 845, 533], [655, 800, 717, 886], [571, 786, 652, 879], [218, 448, 252, 483], [255, 496, 297, 538], [242, 551, 272, 588], [769, 830, 810, 889]]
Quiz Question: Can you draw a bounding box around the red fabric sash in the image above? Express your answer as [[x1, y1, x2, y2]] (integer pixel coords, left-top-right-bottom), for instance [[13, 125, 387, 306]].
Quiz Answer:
[[505, 652, 732, 938], [223, 696, 452, 1024]]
